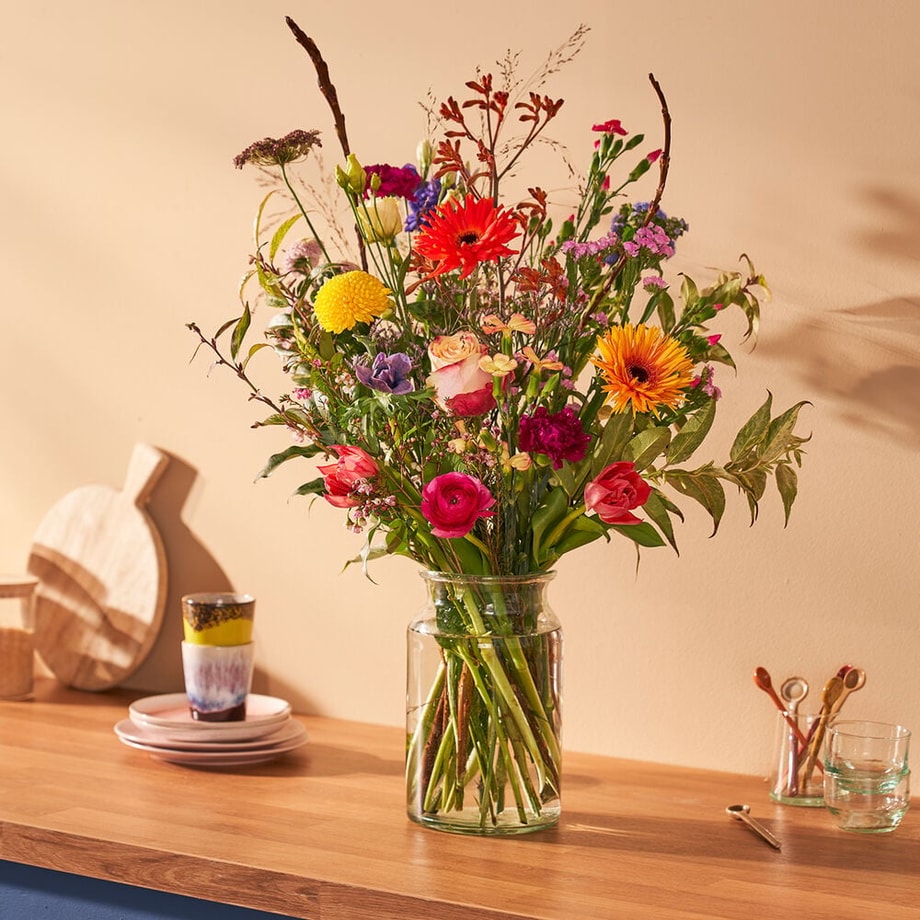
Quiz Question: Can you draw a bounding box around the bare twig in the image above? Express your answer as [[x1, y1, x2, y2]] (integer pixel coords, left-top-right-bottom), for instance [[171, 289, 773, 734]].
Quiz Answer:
[[285, 17, 367, 269], [643, 73, 672, 224], [577, 72, 674, 329]]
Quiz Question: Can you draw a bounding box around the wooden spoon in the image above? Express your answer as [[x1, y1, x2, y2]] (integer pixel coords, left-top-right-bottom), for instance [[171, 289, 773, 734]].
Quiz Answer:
[[754, 667, 810, 748], [827, 666, 866, 721], [799, 675, 844, 787]]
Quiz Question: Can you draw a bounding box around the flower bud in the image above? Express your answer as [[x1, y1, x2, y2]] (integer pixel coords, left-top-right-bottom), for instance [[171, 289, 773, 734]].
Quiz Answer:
[[358, 196, 403, 243], [336, 153, 367, 195], [416, 139, 433, 175]]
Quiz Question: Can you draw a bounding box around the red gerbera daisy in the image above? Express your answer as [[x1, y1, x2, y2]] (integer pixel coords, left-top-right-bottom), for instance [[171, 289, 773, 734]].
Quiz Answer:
[[413, 193, 520, 279]]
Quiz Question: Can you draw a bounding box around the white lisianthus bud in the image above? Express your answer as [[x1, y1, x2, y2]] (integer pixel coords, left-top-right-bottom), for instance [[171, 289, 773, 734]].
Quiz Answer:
[[416, 139, 433, 176], [358, 196, 403, 243]]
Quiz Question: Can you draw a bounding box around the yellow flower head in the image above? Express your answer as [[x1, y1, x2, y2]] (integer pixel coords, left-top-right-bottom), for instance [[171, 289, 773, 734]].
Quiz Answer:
[[591, 323, 695, 417], [479, 353, 518, 377], [313, 271, 390, 334]]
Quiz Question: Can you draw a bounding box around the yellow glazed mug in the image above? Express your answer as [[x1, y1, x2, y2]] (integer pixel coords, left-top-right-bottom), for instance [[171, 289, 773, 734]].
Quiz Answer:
[[182, 593, 255, 646]]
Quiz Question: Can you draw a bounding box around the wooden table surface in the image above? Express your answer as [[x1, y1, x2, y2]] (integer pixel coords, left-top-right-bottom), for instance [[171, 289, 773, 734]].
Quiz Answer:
[[1, 681, 918, 919]]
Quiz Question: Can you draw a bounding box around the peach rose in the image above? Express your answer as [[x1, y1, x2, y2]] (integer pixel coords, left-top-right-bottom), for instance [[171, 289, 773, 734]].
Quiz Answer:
[[426, 332, 495, 417]]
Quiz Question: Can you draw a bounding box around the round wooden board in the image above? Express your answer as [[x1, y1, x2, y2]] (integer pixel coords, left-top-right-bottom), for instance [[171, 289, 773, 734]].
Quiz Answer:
[[27, 444, 169, 690]]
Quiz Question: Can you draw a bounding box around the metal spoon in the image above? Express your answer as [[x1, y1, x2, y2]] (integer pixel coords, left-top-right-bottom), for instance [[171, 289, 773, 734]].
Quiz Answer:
[[827, 666, 866, 720], [779, 676, 809, 796], [726, 804, 782, 850]]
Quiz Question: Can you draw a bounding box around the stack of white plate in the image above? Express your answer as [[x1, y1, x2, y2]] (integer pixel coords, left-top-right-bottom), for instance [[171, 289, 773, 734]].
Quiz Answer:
[[114, 693, 308, 766]]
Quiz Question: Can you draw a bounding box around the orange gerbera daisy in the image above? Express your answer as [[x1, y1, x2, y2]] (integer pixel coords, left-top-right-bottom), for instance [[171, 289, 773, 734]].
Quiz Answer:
[[591, 324, 696, 417], [413, 193, 519, 279]]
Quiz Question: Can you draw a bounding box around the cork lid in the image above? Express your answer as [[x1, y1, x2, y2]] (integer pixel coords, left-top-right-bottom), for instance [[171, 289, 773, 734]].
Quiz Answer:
[[0, 575, 39, 599]]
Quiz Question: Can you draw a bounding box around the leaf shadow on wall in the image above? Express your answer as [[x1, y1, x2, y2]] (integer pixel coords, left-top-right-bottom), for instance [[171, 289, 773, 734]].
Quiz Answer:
[[754, 298, 920, 449], [756, 183, 920, 448]]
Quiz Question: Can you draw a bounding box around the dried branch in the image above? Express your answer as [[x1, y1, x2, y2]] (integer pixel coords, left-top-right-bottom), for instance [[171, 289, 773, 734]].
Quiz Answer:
[[285, 17, 351, 160], [644, 73, 672, 224], [285, 16, 367, 269]]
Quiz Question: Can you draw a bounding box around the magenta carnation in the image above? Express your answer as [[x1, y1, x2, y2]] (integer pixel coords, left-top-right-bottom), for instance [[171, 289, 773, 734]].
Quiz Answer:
[[518, 406, 591, 469], [364, 164, 421, 200], [421, 472, 496, 539]]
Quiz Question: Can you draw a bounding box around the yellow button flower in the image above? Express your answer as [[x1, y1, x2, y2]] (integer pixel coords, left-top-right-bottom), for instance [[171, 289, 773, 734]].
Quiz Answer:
[[313, 271, 390, 334]]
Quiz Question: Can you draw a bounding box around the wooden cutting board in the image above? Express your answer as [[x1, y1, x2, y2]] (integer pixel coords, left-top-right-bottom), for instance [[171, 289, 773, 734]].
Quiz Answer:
[[27, 443, 169, 690]]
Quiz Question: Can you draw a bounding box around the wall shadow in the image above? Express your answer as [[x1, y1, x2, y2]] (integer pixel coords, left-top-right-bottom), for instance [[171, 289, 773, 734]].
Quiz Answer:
[[124, 449, 233, 693], [755, 296, 920, 449]]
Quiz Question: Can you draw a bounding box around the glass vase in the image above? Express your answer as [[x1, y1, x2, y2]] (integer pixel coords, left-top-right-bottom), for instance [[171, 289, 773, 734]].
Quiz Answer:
[[406, 571, 563, 835]]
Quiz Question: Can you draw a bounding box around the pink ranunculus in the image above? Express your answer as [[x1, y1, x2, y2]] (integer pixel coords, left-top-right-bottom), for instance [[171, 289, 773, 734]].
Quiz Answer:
[[317, 445, 379, 509], [426, 333, 496, 417], [584, 461, 651, 525], [421, 472, 496, 539]]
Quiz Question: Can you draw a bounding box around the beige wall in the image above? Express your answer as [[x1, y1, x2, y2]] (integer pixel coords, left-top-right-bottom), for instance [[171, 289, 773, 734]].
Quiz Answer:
[[2, 0, 918, 776]]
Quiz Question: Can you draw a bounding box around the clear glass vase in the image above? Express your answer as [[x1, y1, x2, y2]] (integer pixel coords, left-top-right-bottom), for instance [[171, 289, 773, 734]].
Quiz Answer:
[[406, 571, 563, 835]]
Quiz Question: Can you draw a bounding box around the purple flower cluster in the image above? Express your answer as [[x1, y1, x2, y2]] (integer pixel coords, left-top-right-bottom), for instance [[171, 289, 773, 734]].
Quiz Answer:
[[405, 177, 442, 232], [623, 224, 675, 258], [560, 230, 619, 259], [354, 352, 415, 395], [518, 406, 591, 469]]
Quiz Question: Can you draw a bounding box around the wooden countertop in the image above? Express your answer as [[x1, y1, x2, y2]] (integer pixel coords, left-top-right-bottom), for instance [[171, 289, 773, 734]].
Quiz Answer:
[[2, 681, 918, 919]]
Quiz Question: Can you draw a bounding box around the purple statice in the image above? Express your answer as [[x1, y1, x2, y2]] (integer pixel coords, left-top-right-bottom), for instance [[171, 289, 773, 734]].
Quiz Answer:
[[364, 164, 421, 200], [518, 406, 591, 470], [623, 224, 676, 258], [560, 230, 619, 259], [354, 352, 415, 395], [610, 202, 689, 246], [405, 177, 442, 232]]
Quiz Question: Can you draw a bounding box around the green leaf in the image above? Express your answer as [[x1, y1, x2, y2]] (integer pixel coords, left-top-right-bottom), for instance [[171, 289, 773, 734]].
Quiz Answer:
[[294, 476, 325, 496], [530, 488, 569, 565], [729, 392, 773, 463], [775, 462, 798, 526], [258, 445, 324, 479], [623, 427, 671, 471], [680, 273, 700, 309], [240, 341, 270, 371], [656, 291, 676, 333], [760, 400, 812, 464], [553, 515, 608, 557], [666, 398, 716, 465], [230, 304, 252, 361], [640, 489, 681, 553], [253, 190, 278, 245], [594, 410, 635, 469], [269, 213, 302, 261], [609, 521, 665, 548], [666, 469, 726, 536]]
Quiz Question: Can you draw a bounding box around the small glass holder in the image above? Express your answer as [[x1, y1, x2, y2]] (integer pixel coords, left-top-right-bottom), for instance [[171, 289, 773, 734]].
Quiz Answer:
[[769, 710, 825, 806], [0, 575, 38, 701]]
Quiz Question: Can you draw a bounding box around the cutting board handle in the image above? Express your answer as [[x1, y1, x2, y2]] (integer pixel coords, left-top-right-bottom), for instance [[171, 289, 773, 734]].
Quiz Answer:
[[122, 443, 169, 507]]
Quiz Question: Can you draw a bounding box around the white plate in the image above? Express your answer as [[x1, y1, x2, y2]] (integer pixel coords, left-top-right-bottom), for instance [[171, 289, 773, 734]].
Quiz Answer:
[[114, 717, 307, 752], [128, 693, 291, 742], [115, 722, 308, 766]]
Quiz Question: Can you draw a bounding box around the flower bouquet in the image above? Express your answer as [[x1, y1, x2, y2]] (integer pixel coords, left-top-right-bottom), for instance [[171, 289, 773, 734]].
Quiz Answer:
[[190, 19, 808, 833]]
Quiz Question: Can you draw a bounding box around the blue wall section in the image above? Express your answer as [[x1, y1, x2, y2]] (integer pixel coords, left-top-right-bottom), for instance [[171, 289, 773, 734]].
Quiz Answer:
[[0, 860, 296, 919]]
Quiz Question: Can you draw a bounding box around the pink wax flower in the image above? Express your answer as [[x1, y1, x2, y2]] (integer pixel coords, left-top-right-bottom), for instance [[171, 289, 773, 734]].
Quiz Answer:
[[584, 462, 651, 525], [421, 472, 496, 538], [317, 445, 379, 508]]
